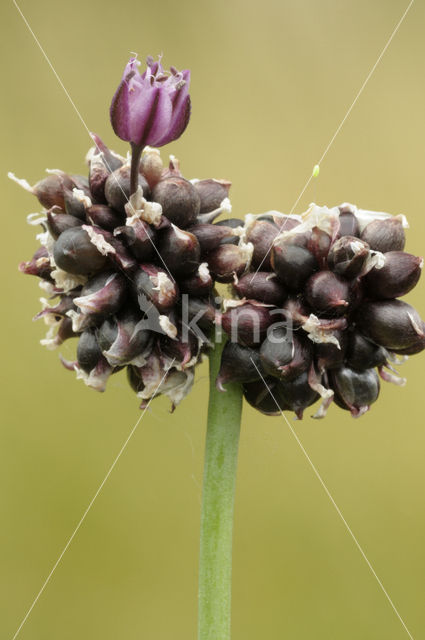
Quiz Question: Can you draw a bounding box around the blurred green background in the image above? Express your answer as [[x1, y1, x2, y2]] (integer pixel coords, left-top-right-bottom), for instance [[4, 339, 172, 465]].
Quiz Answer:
[[1, 0, 425, 638]]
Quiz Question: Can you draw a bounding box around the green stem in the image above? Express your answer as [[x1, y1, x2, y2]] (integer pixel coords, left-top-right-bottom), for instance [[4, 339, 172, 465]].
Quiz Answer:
[[130, 143, 143, 197], [198, 338, 243, 640]]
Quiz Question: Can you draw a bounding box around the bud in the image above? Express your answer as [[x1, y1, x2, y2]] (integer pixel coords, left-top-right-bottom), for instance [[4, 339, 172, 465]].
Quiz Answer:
[[337, 206, 360, 237], [233, 271, 287, 305], [158, 225, 201, 276], [104, 165, 150, 213], [327, 236, 370, 279], [53, 227, 108, 275], [19, 246, 52, 280], [184, 296, 218, 331], [214, 218, 244, 245], [114, 218, 156, 262], [82, 225, 137, 272], [86, 204, 126, 231], [363, 251, 423, 299], [187, 223, 236, 253], [271, 239, 318, 291], [315, 330, 347, 371], [9, 170, 74, 210], [246, 219, 279, 270], [133, 264, 179, 314], [152, 176, 200, 228], [88, 133, 124, 203], [275, 371, 320, 419], [73, 271, 128, 322], [304, 271, 350, 317], [179, 263, 213, 296], [243, 377, 285, 415], [207, 244, 250, 283], [355, 300, 425, 354], [110, 56, 191, 148], [159, 327, 199, 369], [345, 331, 388, 370], [46, 208, 83, 239], [221, 302, 272, 346], [127, 365, 145, 393], [216, 342, 264, 390], [77, 329, 103, 373], [97, 307, 152, 366], [259, 327, 294, 376], [330, 366, 380, 417], [308, 226, 332, 268], [63, 186, 90, 220], [193, 179, 231, 213], [360, 217, 406, 253]]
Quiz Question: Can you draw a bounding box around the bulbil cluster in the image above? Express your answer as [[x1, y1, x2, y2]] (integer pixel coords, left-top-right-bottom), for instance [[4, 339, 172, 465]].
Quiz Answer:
[[217, 204, 425, 418], [15, 139, 240, 409]]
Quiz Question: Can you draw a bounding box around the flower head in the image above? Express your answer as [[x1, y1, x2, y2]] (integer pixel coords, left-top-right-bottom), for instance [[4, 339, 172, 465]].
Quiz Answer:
[[110, 56, 191, 148]]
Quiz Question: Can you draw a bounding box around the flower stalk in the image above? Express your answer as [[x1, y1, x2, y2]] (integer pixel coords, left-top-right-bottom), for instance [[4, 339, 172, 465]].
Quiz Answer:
[[198, 338, 243, 640]]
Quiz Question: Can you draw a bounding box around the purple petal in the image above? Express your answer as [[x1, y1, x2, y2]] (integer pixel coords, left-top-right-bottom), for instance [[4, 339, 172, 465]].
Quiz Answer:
[[155, 70, 191, 145], [129, 86, 173, 147], [110, 78, 131, 141]]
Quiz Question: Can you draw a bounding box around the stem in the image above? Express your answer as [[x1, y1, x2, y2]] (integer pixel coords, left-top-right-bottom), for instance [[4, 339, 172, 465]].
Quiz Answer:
[[130, 143, 143, 197], [198, 339, 243, 640]]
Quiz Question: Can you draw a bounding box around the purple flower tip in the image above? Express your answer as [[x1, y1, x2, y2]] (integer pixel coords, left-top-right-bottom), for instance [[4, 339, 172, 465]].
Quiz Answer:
[[110, 55, 191, 149]]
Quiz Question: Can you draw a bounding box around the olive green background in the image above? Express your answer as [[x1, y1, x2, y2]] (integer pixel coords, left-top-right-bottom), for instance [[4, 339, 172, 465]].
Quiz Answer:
[[1, 0, 425, 638]]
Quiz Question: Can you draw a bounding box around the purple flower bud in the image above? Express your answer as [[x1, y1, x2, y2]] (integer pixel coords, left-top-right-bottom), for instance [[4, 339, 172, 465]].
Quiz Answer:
[[77, 329, 103, 373], [355, 300, 425, 354], [259, 327, 294, 376], [233, 271, 287, 305], [115, 223, 155, 266], [110, 56, 191, 148], [363, 251, 423, 299], [345, 331, 388, 370], [261, 328, 312, 380], [304, 271, 351, 317], [315, 330, 347, 372], [46, 208, 83, 239], [216, 342, 264, 391], [275, 371, 320, 419], [63, 186, 90, 220], [308, 226, 332, 268], [104, 165, 150, 213], [207, 244, 250, 283], [271, 239, 318, 291], [193, 179, 231, 214], [19, 246, 52, 280], [179, 263, 214, 296], [97, 308, 152, 366], [360, 217, 406, 253], [133, 264, 179, 314], [81, 225, 137, 272], [337, 206, 360, 238], [247, 219, 280, 270], [330, 366, 380, 417], [159, 327, 199, 370], [33, 171, 74, 209], [158, 225, 201, 276], [187, 223, 236, 253], [243, 377, 285, 416], [53, 227, 109, 275], [73, 271, 128, 323], [327, 236, 370, 279], [152, 176, 200, 228], [221, 302, 272, 346], [88, 133, 124, 203], [86, 204, 126, 231]]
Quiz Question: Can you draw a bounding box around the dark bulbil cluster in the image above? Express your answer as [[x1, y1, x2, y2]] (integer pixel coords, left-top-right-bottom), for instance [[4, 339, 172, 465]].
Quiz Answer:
[[217, 204, 425, 418], [16, 138, 242, 409]]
